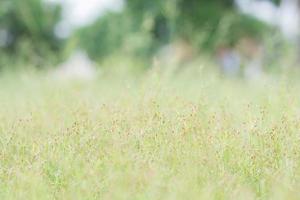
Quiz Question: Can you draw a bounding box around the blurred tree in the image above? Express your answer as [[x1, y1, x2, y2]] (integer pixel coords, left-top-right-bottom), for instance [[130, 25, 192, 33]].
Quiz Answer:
[[271, 0, 282, 5], [175, 0, 270, 49], [0, 0, 63, 67], [76, 0, 272, 63]]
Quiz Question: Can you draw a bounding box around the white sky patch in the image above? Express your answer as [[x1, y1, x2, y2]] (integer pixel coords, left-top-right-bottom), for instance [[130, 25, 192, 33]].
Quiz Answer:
[[61, 0, 124, 27], [236, 0, 278, 25], [45, 0, 124, 38], [236, 0, 300, 39], [278, 0, 300, 39]]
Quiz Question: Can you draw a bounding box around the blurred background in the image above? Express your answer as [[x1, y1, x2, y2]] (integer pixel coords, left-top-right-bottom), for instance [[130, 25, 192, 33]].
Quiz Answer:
[[0, 0, 300, 79]]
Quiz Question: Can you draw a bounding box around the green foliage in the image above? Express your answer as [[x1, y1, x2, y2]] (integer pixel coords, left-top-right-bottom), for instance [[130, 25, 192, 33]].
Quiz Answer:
[[271, 0, 282, 5], [77, 0, 272, 62], [0, 0, 63, 67], [76, 12, 154, 62], [76, 10, 161, 65]]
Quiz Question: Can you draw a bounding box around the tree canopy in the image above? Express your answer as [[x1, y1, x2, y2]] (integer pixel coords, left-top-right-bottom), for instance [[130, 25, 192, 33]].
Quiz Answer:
[[76, 0, 272, 62], [0, 0, 63, 66], [0, 0, 283, 66]]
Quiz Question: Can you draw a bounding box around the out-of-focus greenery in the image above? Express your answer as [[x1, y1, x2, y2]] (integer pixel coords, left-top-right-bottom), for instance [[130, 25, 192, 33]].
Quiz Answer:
[[0, 0, 287, 68], [0, 0, 63, 67], [271, 0, 282, 5], [76, 0, 272, 63]]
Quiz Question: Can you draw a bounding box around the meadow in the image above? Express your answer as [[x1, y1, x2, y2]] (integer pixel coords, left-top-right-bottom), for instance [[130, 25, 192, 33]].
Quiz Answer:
[[1, 67, 300, 200]]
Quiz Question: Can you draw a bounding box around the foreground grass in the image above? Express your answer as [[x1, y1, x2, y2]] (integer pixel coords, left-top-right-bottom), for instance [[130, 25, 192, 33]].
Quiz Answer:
[[1, 68, 300, 200]]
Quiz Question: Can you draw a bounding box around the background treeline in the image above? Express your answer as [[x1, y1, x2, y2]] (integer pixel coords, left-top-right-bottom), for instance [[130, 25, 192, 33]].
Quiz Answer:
[[0, 0, 64, 67], [0, 0, 287, 68]]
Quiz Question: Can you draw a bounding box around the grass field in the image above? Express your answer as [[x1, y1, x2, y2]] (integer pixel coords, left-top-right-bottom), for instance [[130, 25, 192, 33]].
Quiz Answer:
[[1, 68, 300, 200]]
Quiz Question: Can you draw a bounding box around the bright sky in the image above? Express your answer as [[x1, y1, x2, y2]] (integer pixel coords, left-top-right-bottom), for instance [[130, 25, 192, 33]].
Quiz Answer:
[[46, 0, 124, 38], [236, 0, 299, 39]]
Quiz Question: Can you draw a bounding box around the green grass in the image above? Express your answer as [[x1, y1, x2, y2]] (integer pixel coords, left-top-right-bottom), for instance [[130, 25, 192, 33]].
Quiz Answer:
[[1, 68, 300, 200]]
